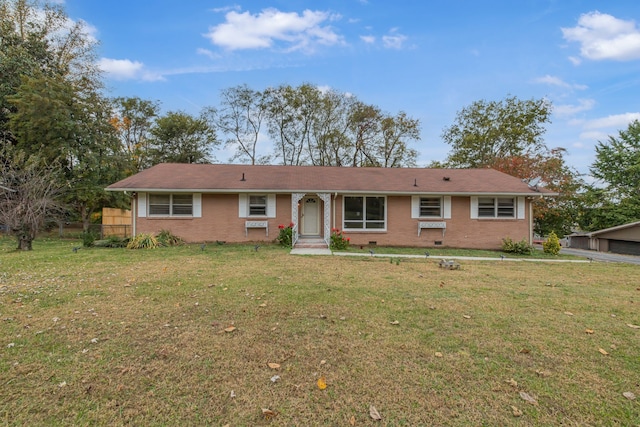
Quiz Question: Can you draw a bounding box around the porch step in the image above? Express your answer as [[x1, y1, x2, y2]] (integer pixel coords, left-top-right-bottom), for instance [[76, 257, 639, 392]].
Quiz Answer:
[[295, 238, 328, 249]]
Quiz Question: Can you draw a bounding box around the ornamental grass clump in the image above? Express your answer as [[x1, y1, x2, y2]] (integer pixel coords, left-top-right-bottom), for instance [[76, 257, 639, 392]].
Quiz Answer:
[[126, 233, 159, 249], [330, 228, 350, 250]]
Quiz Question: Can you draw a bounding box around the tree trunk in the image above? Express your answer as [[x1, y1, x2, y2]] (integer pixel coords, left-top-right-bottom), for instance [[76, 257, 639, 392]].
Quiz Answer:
[[17, 235, 33, 251]]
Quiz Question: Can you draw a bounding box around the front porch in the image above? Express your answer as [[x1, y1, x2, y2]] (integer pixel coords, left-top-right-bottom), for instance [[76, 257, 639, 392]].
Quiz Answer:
[[291, 236, 332, 255]]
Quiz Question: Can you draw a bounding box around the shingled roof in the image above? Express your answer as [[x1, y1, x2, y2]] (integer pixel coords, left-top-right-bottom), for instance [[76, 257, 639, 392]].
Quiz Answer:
[[107, 163, 552, 196]]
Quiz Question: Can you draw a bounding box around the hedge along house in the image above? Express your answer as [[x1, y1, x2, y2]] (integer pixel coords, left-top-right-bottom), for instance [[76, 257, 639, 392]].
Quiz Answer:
[[106, 163, 553, 250]]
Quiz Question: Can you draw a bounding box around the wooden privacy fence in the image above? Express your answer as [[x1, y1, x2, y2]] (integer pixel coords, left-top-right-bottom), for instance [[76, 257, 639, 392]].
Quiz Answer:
[[102, 207, 132, 238]]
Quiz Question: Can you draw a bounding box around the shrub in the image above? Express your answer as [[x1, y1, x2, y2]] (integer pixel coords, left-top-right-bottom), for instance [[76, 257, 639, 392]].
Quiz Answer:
[[277, 223, 294, 247], [543, 231, 561, 255], [156, 229, 183, 247], [330, 228, 350, 250], [127, 233, 159, 249], [93, 236, 128, 248], [81, 230, 99, 247], [502, 237, 534, 255]]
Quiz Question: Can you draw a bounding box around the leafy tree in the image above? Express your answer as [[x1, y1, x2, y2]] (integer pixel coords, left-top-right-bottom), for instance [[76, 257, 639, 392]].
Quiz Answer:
[[577, 120, 640, 231], [216, 84, 269, 165], [376, 111, 420, 167], [0, 148, 65, 250], [110, 96, 160, 173], [442, 95, 552, 168], [0, 0, 100, 145], [147, 110, 218, 165]]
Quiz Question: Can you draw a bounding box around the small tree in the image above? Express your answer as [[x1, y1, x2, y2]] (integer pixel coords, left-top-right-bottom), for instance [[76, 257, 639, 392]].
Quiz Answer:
[[542, 231, 561, 255], [0, 150, 65, 250]]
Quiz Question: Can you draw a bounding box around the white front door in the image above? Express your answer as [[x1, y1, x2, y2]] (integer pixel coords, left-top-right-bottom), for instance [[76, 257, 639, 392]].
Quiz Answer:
[[301, 196, 320, 236]]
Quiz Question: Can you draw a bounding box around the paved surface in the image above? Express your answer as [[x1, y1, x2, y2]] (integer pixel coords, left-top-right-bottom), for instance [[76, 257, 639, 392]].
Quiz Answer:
[[557, 247, 640, 265], [291, 246, 640, 265]]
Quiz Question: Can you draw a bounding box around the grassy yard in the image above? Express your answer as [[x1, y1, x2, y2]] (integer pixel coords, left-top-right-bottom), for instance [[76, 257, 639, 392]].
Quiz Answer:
[[0, 238, 639, 426]]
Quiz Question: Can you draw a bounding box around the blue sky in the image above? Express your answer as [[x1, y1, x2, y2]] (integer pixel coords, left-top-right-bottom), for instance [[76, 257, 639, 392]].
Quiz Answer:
[[62, 0, 640, 176]]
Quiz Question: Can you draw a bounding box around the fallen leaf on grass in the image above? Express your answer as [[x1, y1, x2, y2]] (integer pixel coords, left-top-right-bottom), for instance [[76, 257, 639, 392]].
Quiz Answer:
[[369, 405, 382, 421], [317, 376, 327, 390], [626, 323, 640, 329], [390, 320, 400, 325], [585, 329, 594, 334], [224, 326, 236, 333], [267, 362, 280, 369], [598, 348, 609, 356], [261, 408, 277, 419], [519, 348, 530, 354], [564, 311, 574, 316], [623, 391, 636, 400], [230, 390, 235, 398], [258, 303, 267, 307], [349, 415, 356, 425], [270, 375, 280, 383], [462, 315, 471, 319], [435, 352, 443, 358], [511, 405, 523, 417], [519, 391, 538, 406], [506, 378, 518, 387]]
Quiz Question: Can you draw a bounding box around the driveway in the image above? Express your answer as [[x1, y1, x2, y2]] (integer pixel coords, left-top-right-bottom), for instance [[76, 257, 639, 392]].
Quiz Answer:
[[558, 247, 640, 265]]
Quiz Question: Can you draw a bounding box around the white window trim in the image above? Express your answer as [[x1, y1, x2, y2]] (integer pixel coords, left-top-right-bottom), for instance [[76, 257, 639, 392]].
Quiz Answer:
[[138, 192, 201, 218], [470, 196, 521, 219], [238, 194, 276, 218], [411, 196, 451, 219], [343, 195, 387, 231]]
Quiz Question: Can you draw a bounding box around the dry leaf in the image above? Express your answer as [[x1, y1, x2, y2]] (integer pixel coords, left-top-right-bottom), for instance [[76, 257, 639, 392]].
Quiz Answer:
[[511, 405, 523, 417], [267, 362, 280, 369], [390, 320, 400, 325], [270, 375, 280, 383], [349, 415, 356, 425], [626, 323, 640, 329], [462, 314, 471, 319], [435, 352, 443, 358], [564, 311, 574, 316], [519, 391, 538, 406], [317, 376, 327, 390], [230, 390, 236, 398], [506, 378, 518, 387], [320, 360, 327, 365], [369, 405, 382, 421], [585, 329, 594, 334], [224, 326, 236, 333], [261, 408, 277, 419], [598, 348, 609, 355], [519, 348, 530, 354], [259, 303, 267, 307], [623, 391, 636, 400]]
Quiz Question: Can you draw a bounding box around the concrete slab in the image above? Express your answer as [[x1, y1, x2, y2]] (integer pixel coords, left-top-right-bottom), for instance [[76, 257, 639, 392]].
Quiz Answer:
[[290, 248, 333, 255]]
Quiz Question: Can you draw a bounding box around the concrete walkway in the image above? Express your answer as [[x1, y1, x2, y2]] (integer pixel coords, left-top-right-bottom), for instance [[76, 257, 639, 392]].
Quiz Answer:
[[290, 246, 640, 265]]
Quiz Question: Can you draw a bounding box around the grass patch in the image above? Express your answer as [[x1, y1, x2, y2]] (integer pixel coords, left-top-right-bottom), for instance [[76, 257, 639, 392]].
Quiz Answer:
[[0, 238, 639, 425]]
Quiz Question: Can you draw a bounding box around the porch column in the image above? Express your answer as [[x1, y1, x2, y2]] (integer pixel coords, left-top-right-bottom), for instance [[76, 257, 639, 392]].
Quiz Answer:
[[291, 193, 305, 245], [317, 193, 332, 245]]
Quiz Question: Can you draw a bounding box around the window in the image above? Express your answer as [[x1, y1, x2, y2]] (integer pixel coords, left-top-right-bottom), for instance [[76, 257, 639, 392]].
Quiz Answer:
[[249, 195, 267, 216], [344, 196, 386, 230], [478, 197, 514, 218], [149, 194, 193, 216], [419, 197, 442, 217]]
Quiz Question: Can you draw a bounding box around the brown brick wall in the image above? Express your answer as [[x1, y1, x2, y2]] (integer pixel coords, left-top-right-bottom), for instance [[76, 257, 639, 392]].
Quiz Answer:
[[134, 193, 531, 249]]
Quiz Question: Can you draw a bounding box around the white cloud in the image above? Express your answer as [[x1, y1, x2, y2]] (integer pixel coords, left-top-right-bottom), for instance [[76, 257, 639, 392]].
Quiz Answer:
[[579, 130, 608, 141], [360, 35, 375, 44], [582, 112, 640, 129], [204, 8, 344, 53], [98, 58, 163, 82], [555, 99, 596, 118], [196, 48, 221, 60], [382, 28, 407, 49], [533, 74, 587, 90], [562, 11, 640, 61]]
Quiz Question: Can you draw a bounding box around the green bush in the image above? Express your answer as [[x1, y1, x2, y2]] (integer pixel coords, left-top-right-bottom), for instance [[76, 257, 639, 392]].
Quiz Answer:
[[330, 229, 350, 250], [501, 237, 534, 255], [93, 236, 128, 248], [543, 231, 561, 255], [81, 230, 99, 247], [156, 229, 183, 247], [277, 223, 294, 247], [127, 233, 159, 249]]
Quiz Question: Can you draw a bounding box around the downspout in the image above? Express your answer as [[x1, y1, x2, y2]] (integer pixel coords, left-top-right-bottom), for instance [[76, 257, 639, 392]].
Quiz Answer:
[[528, 197, 533, 244], [130, 192, 137, 237]]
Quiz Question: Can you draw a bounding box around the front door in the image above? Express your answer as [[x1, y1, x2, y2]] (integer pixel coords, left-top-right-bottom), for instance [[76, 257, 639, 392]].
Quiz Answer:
[[301, 196, 320, 236]]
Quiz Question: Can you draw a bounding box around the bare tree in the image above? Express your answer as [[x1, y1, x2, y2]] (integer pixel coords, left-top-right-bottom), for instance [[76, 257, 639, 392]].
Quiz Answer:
[[0, 150, 65, 250]]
